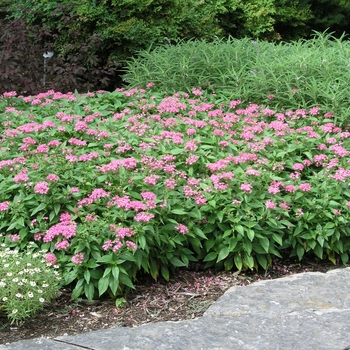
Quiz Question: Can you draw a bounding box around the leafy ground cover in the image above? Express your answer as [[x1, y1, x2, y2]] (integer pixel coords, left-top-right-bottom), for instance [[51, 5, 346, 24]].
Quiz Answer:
[[1, 84, 350, 318]]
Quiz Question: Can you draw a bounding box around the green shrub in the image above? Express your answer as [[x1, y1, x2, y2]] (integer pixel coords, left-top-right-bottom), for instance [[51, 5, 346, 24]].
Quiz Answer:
[[123, 32, 350, 127], [1, 86, 350, 302]]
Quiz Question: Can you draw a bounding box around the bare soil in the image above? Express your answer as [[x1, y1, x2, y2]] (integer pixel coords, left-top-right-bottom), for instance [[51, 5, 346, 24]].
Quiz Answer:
[[0, 256, 348, 345]]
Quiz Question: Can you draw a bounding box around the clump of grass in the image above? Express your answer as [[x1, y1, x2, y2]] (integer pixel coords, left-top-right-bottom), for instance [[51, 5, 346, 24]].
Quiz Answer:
[[123, 31, 350, 126]]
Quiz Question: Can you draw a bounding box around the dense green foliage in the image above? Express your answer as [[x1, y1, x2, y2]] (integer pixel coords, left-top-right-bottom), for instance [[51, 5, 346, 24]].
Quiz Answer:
[[124, 32, 350, 128], [1, 80, 350, 302]]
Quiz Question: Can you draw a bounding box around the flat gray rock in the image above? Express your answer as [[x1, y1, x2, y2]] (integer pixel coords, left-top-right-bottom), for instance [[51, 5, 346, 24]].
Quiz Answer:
[[2, 268, 350, 350], [204, 268, 350, 317], [54, 310, 350, 350], [0, 337, 82, 350]]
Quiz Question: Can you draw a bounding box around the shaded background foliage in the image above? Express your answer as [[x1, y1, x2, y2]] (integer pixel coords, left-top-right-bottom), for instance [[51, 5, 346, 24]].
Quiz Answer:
[[1, 0, 350, 95]]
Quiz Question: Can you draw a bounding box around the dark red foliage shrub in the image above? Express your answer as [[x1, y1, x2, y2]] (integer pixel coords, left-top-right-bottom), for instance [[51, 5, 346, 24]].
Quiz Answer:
[[0, 13, 120, 95]]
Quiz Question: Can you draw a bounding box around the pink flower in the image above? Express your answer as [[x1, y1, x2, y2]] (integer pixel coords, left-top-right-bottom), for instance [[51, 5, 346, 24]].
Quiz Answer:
[[299, 183, 311, 192], [71, 253, 84, 265], [284, 185, 296, 193], [279, 201, 290, 210], [14, 172, 29, 183], [240, 183, 252, 193], [0, 201, 10, 211], [34, 181, 50, 194], [46, 174, 59, 182], [175, 224, 189, 234], [8, 234, 20, 242], [265, 200, 276, 209], [126, 241, 137, 250], [293, 163, 304, 171], [134, 212, 155, 222], [45, 253, 57, 265], [70, 187, 80, 193], [55, 239, 70, 250], [141, 192, 156, 201], [333, 209, 342, 215], [268, 186, 280, 194], [115, 227, 135, 238]]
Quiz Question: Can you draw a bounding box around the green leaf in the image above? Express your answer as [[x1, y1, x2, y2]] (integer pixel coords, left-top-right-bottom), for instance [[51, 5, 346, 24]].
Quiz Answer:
[[203, 251, 218, 262], [244, 252, 254, 268], [223, 229, 232, 238], [259, 236, 270, 253], [224, 257, 234, 271], [256, 254, 268, 269], [171, 209, 188, 215], [98, 276, 110, 296], [119, 273, 135, 289], [71, 279, 84, 300], [112, 266, 120, 280], [31, 202, 47, 216], [242, 239, 252, 255], [109, 275, 120, 296], [97, 255, 114, 263], [84, 282, 95, 301], [217, 211, 224, 222], [118, 251, 137, 262], [341, 253, 349, 265], [54, 203, 61, 216], [317, 235, 324, 247], [246, 229, 254, 242], [138, 235, 147, 250], [217, 247, 230, 262], [193, 226, 207, 240], [235, 224, 244, 236], [280, 220, 295, 227], [170, 257, 187, 267], [272, 233, 282, 245], [84, 269, 91, 284], [161, 265, 170, 281], [103, 266, 112, 278], [234, 254, 243, 270], [296, 245, 304, 260], [169, 148, 183, 155], [324, 222, 335, 229], [313, 244, 323, 259]]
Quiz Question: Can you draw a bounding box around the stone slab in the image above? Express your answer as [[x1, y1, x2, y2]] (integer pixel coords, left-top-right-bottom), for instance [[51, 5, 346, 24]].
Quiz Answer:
[[55, 310, 350, 350], [204, 267, 350, 318], [0, 337, 83, 350]]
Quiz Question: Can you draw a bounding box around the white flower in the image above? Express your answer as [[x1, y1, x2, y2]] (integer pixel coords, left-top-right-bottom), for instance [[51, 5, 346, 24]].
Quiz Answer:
[[27, 292, 34, 298], [15, 293, 23, 299], [4, 263, 9, 268], [30, 281, 37, 287], [17, 282, 23, 286], [15, 261, 20, 265], [42, 283, 48, 288], [0, 281, 6, 287], [6, 272, 12, 277], [39, 298, 45, 303], [12, 278, 19, 283], [12, 309, 18, 314], [27, 263, 32, 266], [37, 289, 43, 294], [2, 297, 8, 301]]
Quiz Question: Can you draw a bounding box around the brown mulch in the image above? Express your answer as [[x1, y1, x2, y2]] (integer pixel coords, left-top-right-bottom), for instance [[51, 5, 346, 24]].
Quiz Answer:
[[0, 256, 348, 345]]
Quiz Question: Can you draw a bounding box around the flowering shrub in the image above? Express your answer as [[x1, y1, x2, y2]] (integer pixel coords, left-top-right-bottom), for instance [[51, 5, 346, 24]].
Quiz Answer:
[[0, 241, 61, 324], [1, 86, 350, 301]]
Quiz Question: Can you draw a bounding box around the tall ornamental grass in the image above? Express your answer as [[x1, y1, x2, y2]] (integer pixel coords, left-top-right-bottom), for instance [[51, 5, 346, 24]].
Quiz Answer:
[[123, 31, 350, 127], [1, 87, 350, 302]]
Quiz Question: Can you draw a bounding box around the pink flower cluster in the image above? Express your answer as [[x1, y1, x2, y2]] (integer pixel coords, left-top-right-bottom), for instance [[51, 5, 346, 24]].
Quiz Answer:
[[34, 181, 50, 194]]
